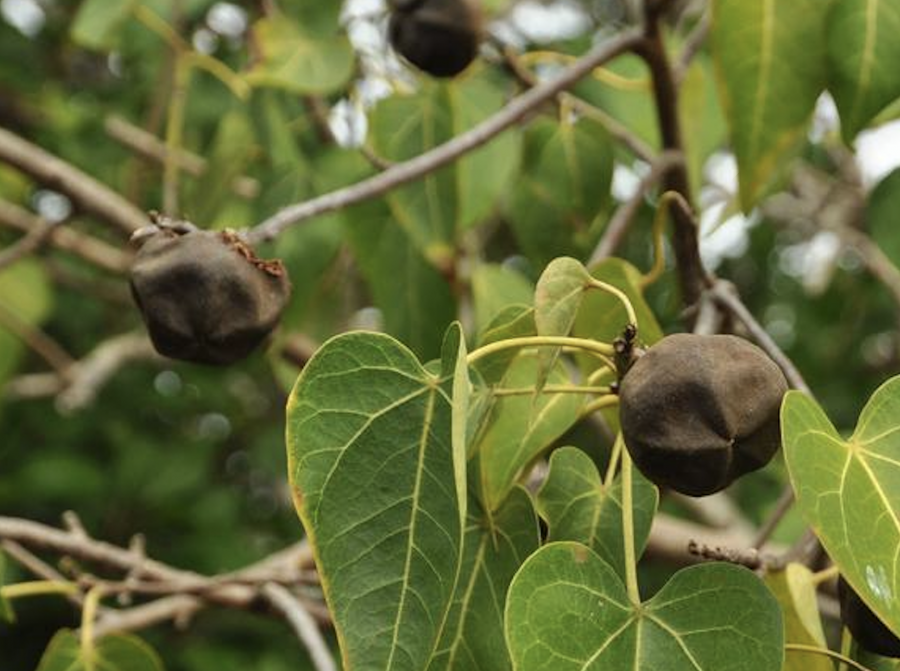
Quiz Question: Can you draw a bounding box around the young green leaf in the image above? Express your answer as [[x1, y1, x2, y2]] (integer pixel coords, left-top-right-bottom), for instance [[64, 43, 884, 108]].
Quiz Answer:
[[286, 331, 466, 671], [474, 354, 584, 512], [711, 0, 829, 210], [472, 306, 537, 386], [246, 19, 354, 94], [783, 377, 900, 639], [471, 264, 534, 337], [71, 0, 136, 51], [35, 630, 164, 671], [764, 564, 833, 671], [505, 543, 784, 671], [535, 447, 658, 581], [428, 487, 539, 671], [827, 0, 900, 142], [507, 118, 614, 267]]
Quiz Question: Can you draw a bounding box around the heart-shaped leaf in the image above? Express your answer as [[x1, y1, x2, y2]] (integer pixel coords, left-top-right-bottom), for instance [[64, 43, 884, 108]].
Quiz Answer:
[[286, 328, 467, 671], [428, 487, 539, 671], [827, 0, 900, 142], [246, 18, 354, 94], [474, 354, 584, 512], [471, 264, 534, 337], [536, 447, 658, 581], [783, 377, 900, 637], [506, 542, 784, 671], [507, 118, 614, 267], [763, 563, 832, 671], [35, 630, 164, 671]]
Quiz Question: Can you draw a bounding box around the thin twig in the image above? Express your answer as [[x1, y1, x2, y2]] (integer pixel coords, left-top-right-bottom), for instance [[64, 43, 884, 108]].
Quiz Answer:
[[752, 487, 797, 550], [0, 199, 132, 273], [0, 300, 75, 374], [674, 6, 711, 83], [104, 116, 260, 200], [636, 10, 711, 306], [247, 28, 645, 244], [588, 150, 683, 264], [55, 331, 164, 413], [498, 43, 656, 163], [263, 583, 338, 671], [708, 280, 812, 394], [0, 216, 61, 272], [0, 126, 147, 234]]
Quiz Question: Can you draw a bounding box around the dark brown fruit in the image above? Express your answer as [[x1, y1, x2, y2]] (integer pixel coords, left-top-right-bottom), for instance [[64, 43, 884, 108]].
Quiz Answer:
[[839, 576, 900, 658], [388, 0, 482, 78], [618, 333, 787, 497], [130, 227, 290, 365]]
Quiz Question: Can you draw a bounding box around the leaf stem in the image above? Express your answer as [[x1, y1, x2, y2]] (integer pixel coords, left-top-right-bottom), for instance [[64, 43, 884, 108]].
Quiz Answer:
[[586, 278, 638, 329], [581, 394, 619, 416], [811, 565, 839, 586], [491, 385, 612, 397], [621, 438, 640, 605], [0, 580, 79, 600], [80, 587, 105, 670], [163, 55, 192, 215], [784, 644, 876, 671], [642, 190, 690, 288], [467, 336, 615, 366], [603, 435, 622, 487]]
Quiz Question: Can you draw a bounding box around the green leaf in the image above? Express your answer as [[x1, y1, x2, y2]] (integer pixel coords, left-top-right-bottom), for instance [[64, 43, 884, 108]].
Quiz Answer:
[[471, 264, 534, 337], [0, 260, 54, 393], [783, 378, 900, 638], [474, 354, 584, 512], [536, 447, 658, 581], [428, 487, 540, 671], [828, 0, 900, 142], [505, 543, 784, 671], [186, 109, 257, 225], [286, 331, 466, 671], [680, 56, 728, 194], [867, 167, 900, 268], [473, 306, 536, 386], [534, 257, 593, 341], [71, 0, 136, 51], [763, 564, 832, 671], [35, 630, 165, 671], [246, 18, 354, 94], [369, 76, 520, 261], [0, 551, 14, 624], [711, 0, 830, 210], [572, 258, 662, 375], [345, 210, 457, 360], [507, 117, 614, 267]]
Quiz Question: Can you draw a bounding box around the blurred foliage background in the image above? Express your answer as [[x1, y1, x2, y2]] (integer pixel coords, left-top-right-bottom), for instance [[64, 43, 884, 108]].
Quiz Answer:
[[2, 0, 900, 668]]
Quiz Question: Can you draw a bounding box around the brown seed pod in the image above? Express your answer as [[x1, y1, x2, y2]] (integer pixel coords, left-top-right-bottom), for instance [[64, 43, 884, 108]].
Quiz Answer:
[[618, 333, 788, 497], [839, 576, 900, 658], [130, 226, 291, 365], [388, 0, 483, 78]]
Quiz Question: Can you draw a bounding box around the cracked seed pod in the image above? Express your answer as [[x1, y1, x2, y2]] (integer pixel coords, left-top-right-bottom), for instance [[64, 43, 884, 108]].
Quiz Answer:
[[130, 227, 290, 365], [388, 0, 483, 78], [618, 333, 788, 497], [839, 576, 900, 658]]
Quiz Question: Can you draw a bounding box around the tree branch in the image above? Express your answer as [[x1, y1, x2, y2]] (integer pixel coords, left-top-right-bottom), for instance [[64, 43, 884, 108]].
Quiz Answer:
[[263, 583, 338, 671], [0, 199, 132, 273], [0, 127, 147, 235], [635, 12, 712, 307], [246, 28, 645, 244]]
